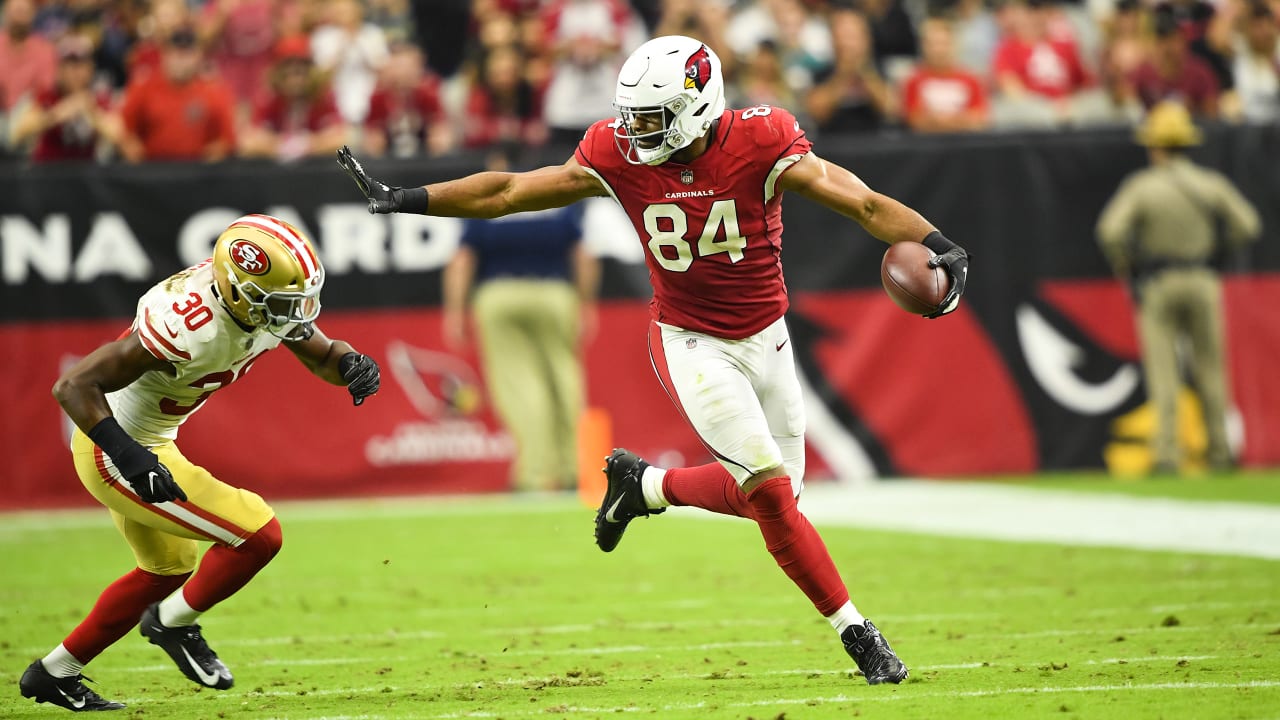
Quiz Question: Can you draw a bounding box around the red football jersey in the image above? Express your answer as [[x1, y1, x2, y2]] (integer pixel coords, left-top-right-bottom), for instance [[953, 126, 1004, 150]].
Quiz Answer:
[[576, 106, 812, 339]]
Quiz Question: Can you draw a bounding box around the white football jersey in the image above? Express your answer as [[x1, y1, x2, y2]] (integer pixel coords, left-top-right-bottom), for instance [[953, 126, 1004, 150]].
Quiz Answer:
[[108, 261, 286, 445]]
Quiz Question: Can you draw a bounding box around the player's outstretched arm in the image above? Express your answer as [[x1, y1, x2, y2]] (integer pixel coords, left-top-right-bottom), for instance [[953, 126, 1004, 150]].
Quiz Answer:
[[779, 152, 969, 318], [337, 146, 605, 219], [52, 334, 188, 503], [285, 325, 381, 406]]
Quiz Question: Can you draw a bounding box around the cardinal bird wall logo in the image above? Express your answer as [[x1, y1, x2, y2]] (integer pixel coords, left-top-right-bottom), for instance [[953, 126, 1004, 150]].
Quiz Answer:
[[684, 45, 712, 91]]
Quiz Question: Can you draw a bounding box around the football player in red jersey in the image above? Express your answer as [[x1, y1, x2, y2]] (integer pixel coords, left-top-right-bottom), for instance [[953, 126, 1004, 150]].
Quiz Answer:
[[19, 215, 381, 712], [338, 35, 969, 685]]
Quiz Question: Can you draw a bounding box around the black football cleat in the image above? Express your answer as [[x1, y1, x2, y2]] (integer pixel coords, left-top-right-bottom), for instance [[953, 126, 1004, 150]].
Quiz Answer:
[[842, 620, 909, 685], [139, 603, 234, 690], [594, 448, 664, 552], [19, 659, 125, 712]]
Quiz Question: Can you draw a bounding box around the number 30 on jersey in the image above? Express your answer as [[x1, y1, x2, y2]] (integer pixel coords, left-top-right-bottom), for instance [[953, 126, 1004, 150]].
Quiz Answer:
[[643, 199, 745, 272]]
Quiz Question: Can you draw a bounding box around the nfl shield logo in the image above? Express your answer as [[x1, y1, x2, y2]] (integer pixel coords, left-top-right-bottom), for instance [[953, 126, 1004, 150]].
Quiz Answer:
[[686, 338, 697, 349], [680, 169, 694, 185]]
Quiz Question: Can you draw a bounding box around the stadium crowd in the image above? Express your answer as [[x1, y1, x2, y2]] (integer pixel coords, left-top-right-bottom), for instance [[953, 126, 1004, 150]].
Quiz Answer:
[[1, 0, 1277, 163]]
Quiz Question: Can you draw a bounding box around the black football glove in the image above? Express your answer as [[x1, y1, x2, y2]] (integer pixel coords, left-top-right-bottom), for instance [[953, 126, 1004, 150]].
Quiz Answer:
[[922, 231, 969, 319], [87, 418, 187, 503], [339, 352, 381, 406], [128, 463, 187, 504], [336, 145, 428, 215]]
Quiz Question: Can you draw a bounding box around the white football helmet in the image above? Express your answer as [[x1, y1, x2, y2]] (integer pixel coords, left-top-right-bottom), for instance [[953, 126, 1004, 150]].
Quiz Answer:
[[212, 214, 324, 340], [613, 35, 726, 166]]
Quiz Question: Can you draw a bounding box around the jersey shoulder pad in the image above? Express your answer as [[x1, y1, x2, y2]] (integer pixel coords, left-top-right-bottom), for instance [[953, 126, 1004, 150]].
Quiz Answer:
[[728, 105, 808, 156], [575, 117, 624, 171], [133, 272, 219, 364]]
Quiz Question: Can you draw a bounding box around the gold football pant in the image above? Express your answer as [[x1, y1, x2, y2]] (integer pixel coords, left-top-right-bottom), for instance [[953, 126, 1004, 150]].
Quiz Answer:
[[71, 429, 275, 575]]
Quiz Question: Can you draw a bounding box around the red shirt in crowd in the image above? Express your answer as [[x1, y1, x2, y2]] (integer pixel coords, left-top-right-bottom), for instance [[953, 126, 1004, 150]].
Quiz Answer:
[[902, 68, 988, 121], [992, 37, 1090, 99], [1129, 56, 1220, 114], [250, 88, 342, 134], [0, 32, 57, 111], [462, 83, 546, 149], [121, 70, 237, 160], [31, 86, 113, 162], [364, 76, 446, 156]]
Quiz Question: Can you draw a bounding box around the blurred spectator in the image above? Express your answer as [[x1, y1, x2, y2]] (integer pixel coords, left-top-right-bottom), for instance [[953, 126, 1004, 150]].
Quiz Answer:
[[367, 0, 416, 45], [731, 39, 800, 109], [118, 27, 237, 162], [412, 0, 473, 77], [727, 0, 832, 87], [945, 0, 1001, 76], [442, 153, 599, 492], [901, 17, 989, 132], [462, 44, 547, 149], [362, 41, 453, 158], [541, 0, 639, 146], [858, 0, 920, 82], [654, 0, 736, 79], [0, 0, 58, 114], [198, 0, 282, 109], [238, 35, 348, 162], [9, 34, 121, 162], [1157, 0, 1232, 92], [129, 0, 192, 80], [312, 0, 390, 125], [806, 8, 895, 133], [1130, 10, 1220, 116], [992, 0, 1092, 107], [1222, 0, 1280, 122]]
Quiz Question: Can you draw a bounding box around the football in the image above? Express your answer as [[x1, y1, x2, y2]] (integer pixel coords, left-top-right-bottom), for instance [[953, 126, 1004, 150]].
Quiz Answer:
[[880, 241, 951, 315]]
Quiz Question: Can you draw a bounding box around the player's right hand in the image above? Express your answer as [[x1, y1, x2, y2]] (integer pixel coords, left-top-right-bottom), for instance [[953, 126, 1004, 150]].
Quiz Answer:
[[125, 461, 188, 504], [336, 145, 403, 214]]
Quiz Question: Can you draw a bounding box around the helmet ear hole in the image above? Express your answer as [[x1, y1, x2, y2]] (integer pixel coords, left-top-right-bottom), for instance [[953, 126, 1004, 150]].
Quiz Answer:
[[230, 285, 241, 303]]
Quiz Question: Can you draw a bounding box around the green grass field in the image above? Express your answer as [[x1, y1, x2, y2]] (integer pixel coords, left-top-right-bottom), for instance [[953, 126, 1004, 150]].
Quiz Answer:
[[2, 474, 1278, 719]]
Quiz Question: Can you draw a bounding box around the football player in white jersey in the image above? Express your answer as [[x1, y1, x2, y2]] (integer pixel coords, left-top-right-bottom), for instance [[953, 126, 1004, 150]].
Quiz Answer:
[[19, 215, 381, 713]]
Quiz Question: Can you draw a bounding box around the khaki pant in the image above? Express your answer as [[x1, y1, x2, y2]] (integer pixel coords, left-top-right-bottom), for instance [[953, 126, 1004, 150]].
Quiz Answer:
[[473, 279, 583, 491], [1136, 267, 1230, 468]]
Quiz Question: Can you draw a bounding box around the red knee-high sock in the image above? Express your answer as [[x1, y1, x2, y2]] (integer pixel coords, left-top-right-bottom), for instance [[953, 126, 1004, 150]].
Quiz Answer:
[[747, 476, 850, 616], [181, 517, 283, 612], [662, 462, 755, 519], [63, 568, 189, 663]]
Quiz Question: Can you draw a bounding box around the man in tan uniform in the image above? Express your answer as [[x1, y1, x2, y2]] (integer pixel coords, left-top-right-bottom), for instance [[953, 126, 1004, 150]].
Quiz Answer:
[[1096, 101, 1261, 473]]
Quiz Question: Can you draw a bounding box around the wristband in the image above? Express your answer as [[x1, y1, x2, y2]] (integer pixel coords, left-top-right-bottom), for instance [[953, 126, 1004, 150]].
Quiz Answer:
[[399, 187, 429, 214], [921, 230, 958, 256], [87, 417, 156, 478]]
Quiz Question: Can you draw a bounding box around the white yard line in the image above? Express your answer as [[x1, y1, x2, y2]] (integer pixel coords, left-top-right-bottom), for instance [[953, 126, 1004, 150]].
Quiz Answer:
[[791, 482, 1280, 560]]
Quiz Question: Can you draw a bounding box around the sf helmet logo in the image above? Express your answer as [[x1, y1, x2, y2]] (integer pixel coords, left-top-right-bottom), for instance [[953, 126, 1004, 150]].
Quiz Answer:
[[684, 45, 712, 91], [229, 240, 271, 276]]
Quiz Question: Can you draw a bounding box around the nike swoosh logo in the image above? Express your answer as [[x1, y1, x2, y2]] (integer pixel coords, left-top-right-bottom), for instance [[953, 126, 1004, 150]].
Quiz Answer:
[[163, 321, 180, 339], [57, 688, 86, 709], [776, 339, 789, 351], [181, 646, 222, 686], [604, 495, 626, 523]]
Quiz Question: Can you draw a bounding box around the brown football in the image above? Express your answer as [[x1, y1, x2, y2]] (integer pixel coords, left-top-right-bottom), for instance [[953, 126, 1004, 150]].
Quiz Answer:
[[880, 242, 951, 315]]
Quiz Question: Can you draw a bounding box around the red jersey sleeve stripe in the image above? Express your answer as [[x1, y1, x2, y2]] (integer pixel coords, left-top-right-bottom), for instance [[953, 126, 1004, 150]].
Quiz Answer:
[[142, 308, 191, 360]]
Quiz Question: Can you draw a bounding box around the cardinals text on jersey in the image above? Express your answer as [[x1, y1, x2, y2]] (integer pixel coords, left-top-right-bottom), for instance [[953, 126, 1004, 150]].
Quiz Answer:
[[109, 262, 285, 445], [576, 104, 812, 339]]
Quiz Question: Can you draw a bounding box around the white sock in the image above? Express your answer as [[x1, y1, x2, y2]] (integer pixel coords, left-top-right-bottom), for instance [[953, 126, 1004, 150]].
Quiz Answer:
[[158, 589, 202, 627], [640, 465, 670, 509], [825, 601, 866, 635], [41, 644, 85, 678]]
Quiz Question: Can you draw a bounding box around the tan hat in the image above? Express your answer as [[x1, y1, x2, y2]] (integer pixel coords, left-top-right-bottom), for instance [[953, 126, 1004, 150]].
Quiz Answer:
[[1135, 101, 1202, 148]]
